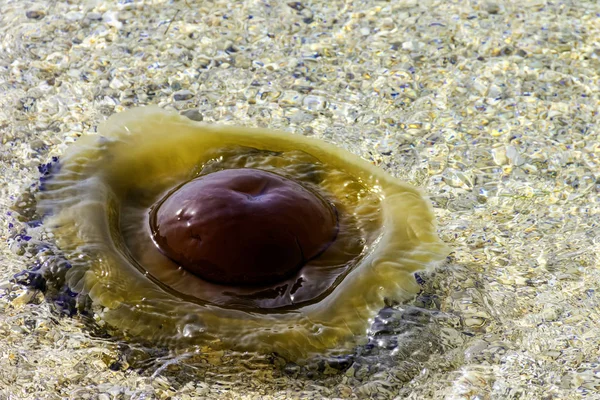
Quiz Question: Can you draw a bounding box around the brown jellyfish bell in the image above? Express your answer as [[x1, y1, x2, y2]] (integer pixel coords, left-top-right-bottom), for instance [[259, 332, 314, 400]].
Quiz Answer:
[[149, 168, 339, 286], [37, 107, 449, 360]]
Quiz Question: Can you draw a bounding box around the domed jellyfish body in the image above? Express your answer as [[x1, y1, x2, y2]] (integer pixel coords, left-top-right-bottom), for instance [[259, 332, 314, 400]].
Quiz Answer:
[[36, 107, 449, 360]]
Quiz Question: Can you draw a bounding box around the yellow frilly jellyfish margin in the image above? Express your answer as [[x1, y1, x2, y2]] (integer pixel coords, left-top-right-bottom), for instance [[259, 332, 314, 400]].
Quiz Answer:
[[38, 106, 449, 360]]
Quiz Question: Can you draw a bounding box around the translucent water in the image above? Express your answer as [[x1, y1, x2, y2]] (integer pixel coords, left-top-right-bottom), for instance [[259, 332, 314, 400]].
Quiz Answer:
[[2, 0, 599, 398]]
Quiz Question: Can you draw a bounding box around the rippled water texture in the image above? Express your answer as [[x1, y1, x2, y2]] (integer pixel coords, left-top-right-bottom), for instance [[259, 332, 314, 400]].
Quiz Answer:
[[35, 107, 447, 359], [4, 0, 600, 398]]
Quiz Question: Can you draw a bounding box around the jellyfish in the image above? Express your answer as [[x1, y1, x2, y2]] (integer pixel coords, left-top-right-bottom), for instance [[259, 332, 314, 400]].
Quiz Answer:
[[31, 106, 448, 360]]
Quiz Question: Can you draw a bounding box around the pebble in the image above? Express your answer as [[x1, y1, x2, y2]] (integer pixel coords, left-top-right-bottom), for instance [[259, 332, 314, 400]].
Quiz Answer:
[[180, 109, 204, 121], [65, 11, 84, 21], [506, 145, 526, 166], [25, 10, 45, 20], [402, 41, 419, 51], [290, 110, 315, 124], [0, 280, 14, 290], [86, 12, 103, 21], [103, 11, 123, 29], [485, 2, 501, 14], [492, 146, 508, 165], [109, 78, 128, 91], [173, 90, 194, 101], [302, 95, 327, 111]]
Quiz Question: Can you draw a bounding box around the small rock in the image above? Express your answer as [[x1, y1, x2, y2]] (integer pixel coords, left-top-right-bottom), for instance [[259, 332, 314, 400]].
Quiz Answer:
[[396, 0, 417, 8], [488, 83, 503, 98], [103, 11, 123, 29], [29, 139, 46, 150], [26, 10, 45, 20], [381, 18, 395, 30], [19, 97, 36, 112], [345, 365, 356, 377], [283, 362, 300, 376], [541, 305, 561, 322], [85, 12, 103, 21], [303, 95, 326, 111], [506, 145, 525, 166], [65, 11, 83, 21], [180, 109, 203, 121], [107, 386, 123, 397], [288, 2, 304, 11], [301, 8, 313, 19], [0, 280, 14, 290], [491, 147, 508, 165], [109, 78, 127, 91], [290, 110, 315, 124], [323, 355, 354, 371], [485, 2, 501, 14], [11, 290, 37, 307], [173, 90, 194, 101], [402, 41, 419, 51]]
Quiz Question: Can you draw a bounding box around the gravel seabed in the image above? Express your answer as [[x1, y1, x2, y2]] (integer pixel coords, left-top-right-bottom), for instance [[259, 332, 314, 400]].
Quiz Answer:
[[1, 0, 600, 399]]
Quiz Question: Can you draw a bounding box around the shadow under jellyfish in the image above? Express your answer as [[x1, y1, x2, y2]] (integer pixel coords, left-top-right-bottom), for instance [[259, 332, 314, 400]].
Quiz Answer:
[[34, 107, 448, 360]]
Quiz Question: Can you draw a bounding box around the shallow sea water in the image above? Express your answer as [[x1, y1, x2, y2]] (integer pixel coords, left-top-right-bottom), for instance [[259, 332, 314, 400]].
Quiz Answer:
[[1, 0, 600, 399]]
